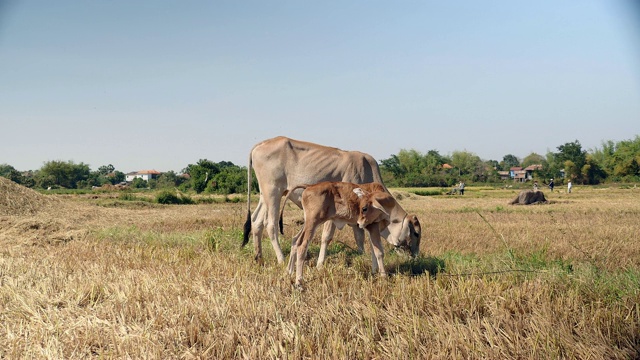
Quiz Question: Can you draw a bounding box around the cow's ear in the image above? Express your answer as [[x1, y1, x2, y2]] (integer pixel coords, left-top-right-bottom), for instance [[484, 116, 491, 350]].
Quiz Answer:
[[353, 188, 367, 198], [370, 198, 390, 217]]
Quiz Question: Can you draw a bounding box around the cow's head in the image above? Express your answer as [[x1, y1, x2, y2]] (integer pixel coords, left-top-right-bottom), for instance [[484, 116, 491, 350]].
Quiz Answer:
[[402, 214, 421, 257], [353, 188, 421, 257]]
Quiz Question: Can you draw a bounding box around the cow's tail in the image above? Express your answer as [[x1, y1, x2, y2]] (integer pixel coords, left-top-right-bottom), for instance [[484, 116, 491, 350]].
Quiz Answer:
[[242, 152, 253, 248], [279, 185, 307, 235]]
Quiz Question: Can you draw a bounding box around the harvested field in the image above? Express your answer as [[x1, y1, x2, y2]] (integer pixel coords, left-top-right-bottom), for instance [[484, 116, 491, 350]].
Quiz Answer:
[[1, 178, 639, 359]]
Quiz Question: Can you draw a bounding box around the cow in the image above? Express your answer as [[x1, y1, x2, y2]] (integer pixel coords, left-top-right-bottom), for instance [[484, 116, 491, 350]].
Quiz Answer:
[[282, 181, 422, 287], [242, 136, 386, 264], [280, 182, 421, 269]]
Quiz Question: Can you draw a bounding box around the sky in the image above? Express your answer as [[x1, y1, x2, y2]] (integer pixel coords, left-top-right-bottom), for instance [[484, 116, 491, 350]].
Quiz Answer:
[[1, 1, 639, 173]]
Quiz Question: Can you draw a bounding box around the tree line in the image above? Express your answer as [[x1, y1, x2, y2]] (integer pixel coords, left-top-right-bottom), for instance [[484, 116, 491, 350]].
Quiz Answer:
[[382, 136, 639, 187], [2, 136, 639, 193]]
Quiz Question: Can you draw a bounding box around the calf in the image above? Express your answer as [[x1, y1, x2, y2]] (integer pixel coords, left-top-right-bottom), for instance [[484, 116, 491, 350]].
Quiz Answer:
[[281, 181, 421, 287], [280, 182, 421, 268]]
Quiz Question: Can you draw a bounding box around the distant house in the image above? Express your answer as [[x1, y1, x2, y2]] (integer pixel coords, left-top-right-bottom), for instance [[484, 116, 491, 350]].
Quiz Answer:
[[498, 171, 510, 181], [125, 169, 161, 182], [509, 167, 523, 181], [524, 164, 543, 178], [509, 165, 543, 182], [513, 169, 527, 182]]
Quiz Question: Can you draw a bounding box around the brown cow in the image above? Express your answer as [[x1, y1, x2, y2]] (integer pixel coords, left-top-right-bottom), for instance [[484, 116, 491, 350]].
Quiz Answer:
[[282, 181, 421, 287], [242, 136, 386, 264]]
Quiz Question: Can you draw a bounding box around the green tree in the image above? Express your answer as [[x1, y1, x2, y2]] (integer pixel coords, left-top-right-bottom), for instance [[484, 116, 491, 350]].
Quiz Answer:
[[210, 166, 246, 194], [184, 159, 220, 193], [0, 164, 33, 187], [111, 171, 126, 184], [86, 164, 119, 189], [540, 151, 561, 182], [611, 136, 640, 180], [564, 160, 578, 181], [396, 149, 429, 187], [451, 151, 482, 180], [521, 153, 546, 168], [131, 177, 148, 189], [380, 149, 452, 187], [37, 160, 90, 189], [582, 154, 606, 185], [380, 154, 405, 185], [591, 140, 616, 177], [182, 160, 248, 194], [555, 140, 586, 181], [97, 164, 115, 176], [0, 164, 17, 177], [501, 154, 520, 170], [156, 171, 181, 189]]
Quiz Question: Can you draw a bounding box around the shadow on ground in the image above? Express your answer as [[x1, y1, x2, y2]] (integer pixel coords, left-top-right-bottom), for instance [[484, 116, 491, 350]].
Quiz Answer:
[[282, 241, 445, 278], [387, 254, 446, 277]]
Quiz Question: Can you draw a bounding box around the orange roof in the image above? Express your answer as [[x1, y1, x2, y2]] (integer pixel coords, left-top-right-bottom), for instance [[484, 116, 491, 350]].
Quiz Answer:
[[442, 163, 453, 169], [136, 169, 161, 175]]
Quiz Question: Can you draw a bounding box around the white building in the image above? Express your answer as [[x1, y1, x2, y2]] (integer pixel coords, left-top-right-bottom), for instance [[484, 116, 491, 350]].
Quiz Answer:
[[125, 170, 161, 182]]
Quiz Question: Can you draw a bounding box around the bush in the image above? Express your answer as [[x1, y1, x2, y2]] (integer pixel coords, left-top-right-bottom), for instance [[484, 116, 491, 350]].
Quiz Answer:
[[155, 190, 193, 205], [411, 189, 444, 196]]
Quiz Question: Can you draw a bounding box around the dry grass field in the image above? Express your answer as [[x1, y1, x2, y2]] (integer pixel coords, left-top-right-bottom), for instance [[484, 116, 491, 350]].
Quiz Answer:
[[1, 177, 639, 359]]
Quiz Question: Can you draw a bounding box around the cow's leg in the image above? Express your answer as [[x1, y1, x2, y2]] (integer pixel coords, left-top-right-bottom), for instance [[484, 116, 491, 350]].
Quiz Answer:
[[265, 193, 285, 264], [352, 226, 366, 253], [367, 225, 386, 277], [287, 228, 303, 274], [369, 244, 379, 274], [251, 200, 266, 263], [316, 221, 336, 268], [296, 223, 318, 288]]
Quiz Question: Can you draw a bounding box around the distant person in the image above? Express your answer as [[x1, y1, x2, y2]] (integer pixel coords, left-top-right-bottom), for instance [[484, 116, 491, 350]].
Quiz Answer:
[[567, 180, 572, 193], [548, 178, 554, 192], [459, 181, 465, 195], [533, 181, 539, 191]]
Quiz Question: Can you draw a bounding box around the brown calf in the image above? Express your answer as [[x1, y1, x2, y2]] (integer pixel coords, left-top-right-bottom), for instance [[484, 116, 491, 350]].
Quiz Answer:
[[281, 181, 421, 287]]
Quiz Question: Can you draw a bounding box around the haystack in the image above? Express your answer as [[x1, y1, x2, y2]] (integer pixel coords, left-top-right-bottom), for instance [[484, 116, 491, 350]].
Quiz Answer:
[[0, 177, 86, 246], [0, 177, 59, 216], [509, 190, 548, 205]]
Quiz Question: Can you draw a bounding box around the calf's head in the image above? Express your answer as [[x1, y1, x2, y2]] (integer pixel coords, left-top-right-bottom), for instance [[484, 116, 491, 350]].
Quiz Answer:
[[354, 188, 421, 257]]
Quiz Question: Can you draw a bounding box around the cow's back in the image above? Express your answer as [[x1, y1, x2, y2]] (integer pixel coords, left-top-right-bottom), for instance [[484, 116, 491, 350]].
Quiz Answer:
[[251, 136, 384, 191]]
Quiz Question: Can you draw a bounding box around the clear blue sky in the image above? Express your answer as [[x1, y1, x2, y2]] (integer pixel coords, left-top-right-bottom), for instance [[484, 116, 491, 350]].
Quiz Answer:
[[1, 1, 639, 173]]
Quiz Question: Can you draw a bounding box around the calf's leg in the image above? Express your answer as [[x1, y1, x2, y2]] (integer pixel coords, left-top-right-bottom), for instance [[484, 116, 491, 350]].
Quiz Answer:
[[316, 221, 336, 268], [296, 223, 319, 287], [367, 225, 387, 277], [287, 228, 303, 275]]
